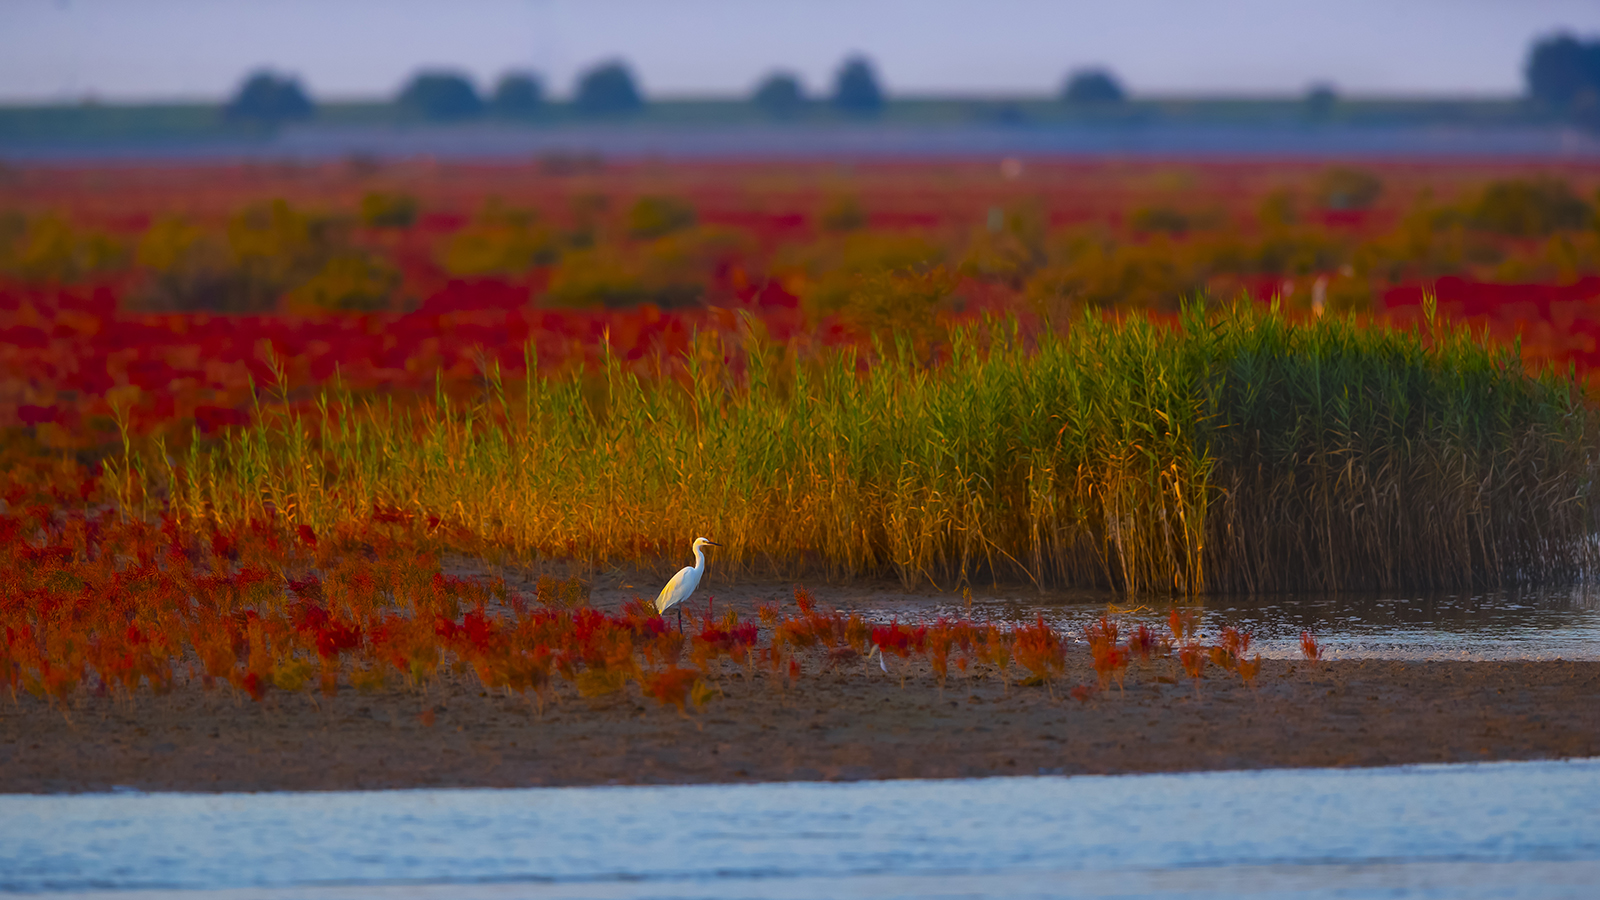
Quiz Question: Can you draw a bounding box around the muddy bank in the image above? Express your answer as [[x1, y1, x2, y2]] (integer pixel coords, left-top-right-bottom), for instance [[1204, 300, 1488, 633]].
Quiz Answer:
[[4, 658, 1598, 793]]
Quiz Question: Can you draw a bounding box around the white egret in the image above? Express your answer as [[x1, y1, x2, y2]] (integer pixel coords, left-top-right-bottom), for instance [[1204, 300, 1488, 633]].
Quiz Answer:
[[655, 537, 720, 631]]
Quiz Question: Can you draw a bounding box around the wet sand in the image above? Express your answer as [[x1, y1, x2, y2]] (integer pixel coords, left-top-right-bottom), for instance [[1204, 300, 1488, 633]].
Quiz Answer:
[[4, 656, 1598, 793]]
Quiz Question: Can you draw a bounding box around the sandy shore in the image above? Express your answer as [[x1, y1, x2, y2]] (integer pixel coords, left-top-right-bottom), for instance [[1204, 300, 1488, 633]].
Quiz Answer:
[[4, 655, 1598, 793]]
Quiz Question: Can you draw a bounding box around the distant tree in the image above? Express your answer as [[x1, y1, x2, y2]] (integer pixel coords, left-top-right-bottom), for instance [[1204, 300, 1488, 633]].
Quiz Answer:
[[574, 61, 644, 115], [491, 71, 545, 116], [1129, 205, 1192, 235], [1526, 33, 1600, 107], [224, 70, 314, 124], [398, 70, 484, 120], [1062, 68, 1126, 104], [1304, 82, 1338, 119], [831, 56, 884, 115], [752, 72, 806, 117]]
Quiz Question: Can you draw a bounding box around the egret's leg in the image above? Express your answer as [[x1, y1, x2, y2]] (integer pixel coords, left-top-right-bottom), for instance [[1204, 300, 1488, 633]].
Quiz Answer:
[[677, 606, 683, 633]]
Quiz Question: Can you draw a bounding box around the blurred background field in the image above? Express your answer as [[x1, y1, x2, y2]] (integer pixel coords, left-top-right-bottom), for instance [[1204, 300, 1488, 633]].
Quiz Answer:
[[5, 156, 1600, 592], [9, 1, 1600, 793], [6, 157, 1600, 411], [5, 5, 1600, 594]]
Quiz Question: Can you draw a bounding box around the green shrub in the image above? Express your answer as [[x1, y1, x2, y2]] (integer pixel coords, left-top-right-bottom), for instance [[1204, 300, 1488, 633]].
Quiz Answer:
[[544, 227, 744, 308], [131, 217, 261, 312], [1026, 235, 1199, 313], [1130, 206, 1192, 235], [359, 191, 419, 229], [826, 266, 958, 343], [1259, 189, 1298, 228], [286, 254, 401, 313], [797, 231, 946, 316], [626, 196, 696, 240], [960, 204, 1047, 287], [131, 200, 349, 313], [543, 248, 694, 308], [1470, 178, 1594, 237], [0, 211, 24, 256], [441, 203, 561, 276], [2, 214, 126, 282], [818, 195, 866, 233], [1248, 230, 1347, 276], [1316, 167, 1383, 211], [835, 231, 943, 273]]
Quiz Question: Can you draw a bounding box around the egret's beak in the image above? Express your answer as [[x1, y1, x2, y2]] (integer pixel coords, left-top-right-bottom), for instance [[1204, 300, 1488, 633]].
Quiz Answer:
[[706, 540, 722, 547]]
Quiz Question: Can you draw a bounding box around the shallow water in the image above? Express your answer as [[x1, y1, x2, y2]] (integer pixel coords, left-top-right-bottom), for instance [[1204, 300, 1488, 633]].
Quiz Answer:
[[5, 759, 1599, 899], [849, 584, 1600, 661]]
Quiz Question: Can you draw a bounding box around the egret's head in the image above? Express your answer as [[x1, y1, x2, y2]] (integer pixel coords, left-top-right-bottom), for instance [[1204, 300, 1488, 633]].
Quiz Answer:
[[693, 536, 721, 550]]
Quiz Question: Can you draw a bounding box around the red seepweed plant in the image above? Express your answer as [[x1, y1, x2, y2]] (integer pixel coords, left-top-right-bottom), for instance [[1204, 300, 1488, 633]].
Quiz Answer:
[[1218, 626, 1251, 660], [640, 665, 701, 717], [1211, 625, 1258, 681], [1083, 615, 1129, 693], [5, 490, 1344, 719], [1013, 615, 1066, 695], [870, 619, 927, 689], [1127, 623, 1160, 664], [1168, 608, 1199, 645], [980, 623, 1014, 693], [1300, 631, 1323, 664], [1177, 642, 1207, 697], [691, 603, 760, 676], [1237, 653, 1263, 689], [925, 617, 959, 694]]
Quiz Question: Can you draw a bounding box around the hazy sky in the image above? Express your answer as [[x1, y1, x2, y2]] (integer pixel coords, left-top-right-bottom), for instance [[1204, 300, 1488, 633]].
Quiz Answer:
[[3, 0, 1598, 103]]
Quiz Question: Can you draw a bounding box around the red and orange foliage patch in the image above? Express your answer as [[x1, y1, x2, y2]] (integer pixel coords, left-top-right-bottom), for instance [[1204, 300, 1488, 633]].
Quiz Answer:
[[7, 159, 1600, 457], [2, 498, 1312, 715], [1300, 631, 1324, 664], [1, 159, 1585, 708]]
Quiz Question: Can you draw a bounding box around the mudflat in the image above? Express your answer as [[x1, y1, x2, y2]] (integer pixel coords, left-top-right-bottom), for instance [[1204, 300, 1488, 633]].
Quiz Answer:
[[4, 657, 1597, 793]]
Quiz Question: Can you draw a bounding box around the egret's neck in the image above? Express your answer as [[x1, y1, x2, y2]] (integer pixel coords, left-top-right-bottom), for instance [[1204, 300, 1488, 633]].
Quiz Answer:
[[692, 545, 706, 572]]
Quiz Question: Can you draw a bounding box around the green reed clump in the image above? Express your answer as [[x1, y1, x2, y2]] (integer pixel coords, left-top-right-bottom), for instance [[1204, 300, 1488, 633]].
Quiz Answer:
[[163, 303, 1597, 594], [1196, 302, 1595, 591]]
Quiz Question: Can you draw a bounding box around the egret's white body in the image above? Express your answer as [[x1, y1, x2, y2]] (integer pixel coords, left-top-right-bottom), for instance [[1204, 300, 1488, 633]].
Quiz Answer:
[[655, 537, 719, 629]]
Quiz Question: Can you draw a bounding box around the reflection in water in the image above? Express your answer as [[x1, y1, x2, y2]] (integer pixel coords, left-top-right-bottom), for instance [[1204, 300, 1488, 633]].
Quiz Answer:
[[855, 585, 1600, 660]]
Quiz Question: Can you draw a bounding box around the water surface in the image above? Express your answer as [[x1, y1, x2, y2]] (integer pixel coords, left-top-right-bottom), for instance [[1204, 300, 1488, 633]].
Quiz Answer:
[[5, 759, 1599, 899], [852, 584, 1600, 661]]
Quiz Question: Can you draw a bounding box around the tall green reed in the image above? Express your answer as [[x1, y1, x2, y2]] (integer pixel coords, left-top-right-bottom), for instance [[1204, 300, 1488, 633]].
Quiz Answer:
[[1197, 301, 1595, 591], [163, 302, 1597, 593]]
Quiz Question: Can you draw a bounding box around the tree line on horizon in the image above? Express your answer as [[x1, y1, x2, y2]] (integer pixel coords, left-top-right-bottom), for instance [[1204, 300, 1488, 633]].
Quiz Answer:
[[226, 31, 1600, 128], [225, 56, 1134, 125]]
